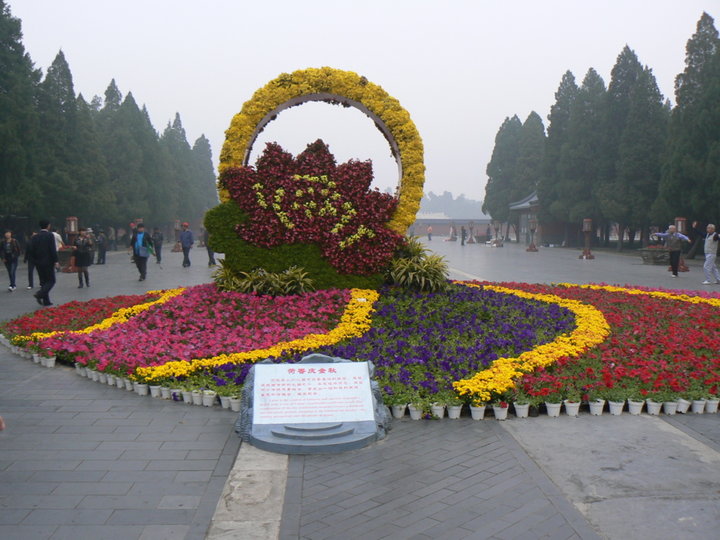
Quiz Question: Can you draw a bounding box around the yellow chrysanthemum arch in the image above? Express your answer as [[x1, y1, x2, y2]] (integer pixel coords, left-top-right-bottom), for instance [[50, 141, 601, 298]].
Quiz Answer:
[[219, 67, 425, 234]]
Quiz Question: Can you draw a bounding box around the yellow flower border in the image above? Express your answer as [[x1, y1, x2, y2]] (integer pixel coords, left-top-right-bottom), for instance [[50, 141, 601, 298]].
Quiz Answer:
[[12, 288, 186, 345], [219, 67, 425, 234], [134, 288, 379, 383], [452, 283, 611, 403], [559, 283, 720, 307]]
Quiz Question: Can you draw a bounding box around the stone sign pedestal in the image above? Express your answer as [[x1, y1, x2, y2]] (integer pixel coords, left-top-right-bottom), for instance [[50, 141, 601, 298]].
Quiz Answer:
[[235, 354, 391, 454]]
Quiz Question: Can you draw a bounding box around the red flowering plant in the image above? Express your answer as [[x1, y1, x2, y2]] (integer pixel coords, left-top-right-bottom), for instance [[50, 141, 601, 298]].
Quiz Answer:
[[491, 282, 720, 402], [1, 294, 159, 339], [220, 140, 405, 275]]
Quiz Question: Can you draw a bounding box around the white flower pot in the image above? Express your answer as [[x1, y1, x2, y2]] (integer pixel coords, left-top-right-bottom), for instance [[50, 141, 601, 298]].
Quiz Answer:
[[32, 353, 41, 364], [75, 364, 86, 377], [608, 400, 625, 416], [98, 372, 107, 384], [134, 382, 148, 396], [431, 404, 445, 419], [628, 400, 644, 415], [106, 374, 115, 385], [563, 400, 580, 417], [229, 397, 242, 412], [663, 401, 678, 415], [89, 370, 99, 382], [447, 405, 463, 419], [470, 405, 485, 420], [513, 402, 530, 418], [676, 398, 691, 414], [170, 389, 183, 402], [545, 402, 562, 417], [124, 378, 134, 391], [691, 400, 706, 414], [219, 395, 231, 409], [589, 399, 605, 416], [202, 391, 217, 407], [160, 387, 171, 399], [646, 399, 662, 415], [149, 385, 161, 398], [116, 377, 126, 389], [44, 356, 56, 368], [492, 405, 509, 420], [191, 391, 203, 406], [181, 390, 193, 404], [391, 404, 407, 419], [705, 399, 719, 413], [408, 405, 423, 420]]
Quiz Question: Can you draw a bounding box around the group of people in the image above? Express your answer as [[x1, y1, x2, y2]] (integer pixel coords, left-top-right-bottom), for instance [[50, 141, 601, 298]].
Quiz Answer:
[[1, 219, 217, 306], [652, 223, 720, 282]]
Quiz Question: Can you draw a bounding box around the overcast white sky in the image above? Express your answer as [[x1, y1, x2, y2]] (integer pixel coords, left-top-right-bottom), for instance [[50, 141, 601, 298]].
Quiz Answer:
[[9, 0, 716, 200]]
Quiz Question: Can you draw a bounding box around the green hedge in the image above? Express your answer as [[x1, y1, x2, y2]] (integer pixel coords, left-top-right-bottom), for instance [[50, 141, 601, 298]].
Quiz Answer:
[[204, 201, 384, 290]]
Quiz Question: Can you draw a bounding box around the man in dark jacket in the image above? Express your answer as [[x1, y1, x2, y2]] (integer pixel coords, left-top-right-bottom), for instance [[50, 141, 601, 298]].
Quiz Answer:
[[28, 220, 59, 306]]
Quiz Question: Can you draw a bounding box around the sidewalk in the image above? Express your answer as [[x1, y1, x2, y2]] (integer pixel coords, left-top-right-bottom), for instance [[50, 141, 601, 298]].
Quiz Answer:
[[1, 243, 719, 539]]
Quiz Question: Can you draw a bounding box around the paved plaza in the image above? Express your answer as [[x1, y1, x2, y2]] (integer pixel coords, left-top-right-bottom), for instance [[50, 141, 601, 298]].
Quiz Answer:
[[1, 242, 719, 539]]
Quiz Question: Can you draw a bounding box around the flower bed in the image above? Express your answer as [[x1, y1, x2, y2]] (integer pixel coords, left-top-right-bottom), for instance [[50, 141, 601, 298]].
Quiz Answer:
[[36, 284, 352, 377], [1, 292, 161, 342], [3, 281, 720, 416]]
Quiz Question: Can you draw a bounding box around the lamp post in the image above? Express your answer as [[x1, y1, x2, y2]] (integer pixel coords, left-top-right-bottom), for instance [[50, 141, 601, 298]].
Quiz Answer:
[[674, 217, 689, 272], [526, 214, 538, 252], [580, 218, 595, 259]]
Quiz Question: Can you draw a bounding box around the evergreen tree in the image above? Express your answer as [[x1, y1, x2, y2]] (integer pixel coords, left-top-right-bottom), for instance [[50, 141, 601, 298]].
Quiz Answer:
[[515, 111, 545, 200], [482, 115, 522, 222], [160, 113, 196, 223], [538, 71, 578, 225], [35, 50, 82, 221], [599, 67, 669, 247], [191, 134, 219, 212], [655, 12, 720, 222], [0, 1, 41, 218], [556, 68, 608, 225]]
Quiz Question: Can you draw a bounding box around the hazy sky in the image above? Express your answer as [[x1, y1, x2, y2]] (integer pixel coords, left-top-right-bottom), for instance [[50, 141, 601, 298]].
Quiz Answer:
[[9, 1, 716, 200]]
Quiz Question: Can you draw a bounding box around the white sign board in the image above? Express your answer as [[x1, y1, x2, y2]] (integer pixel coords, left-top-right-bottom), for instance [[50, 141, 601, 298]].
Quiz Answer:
[[253, 362, 375, 424]]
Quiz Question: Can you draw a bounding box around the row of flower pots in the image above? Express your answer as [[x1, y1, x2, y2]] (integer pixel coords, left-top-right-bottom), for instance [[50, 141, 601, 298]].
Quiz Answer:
[[0, 335, 56, 368], [392, 397, 720, 420], [72, 363, 243, 411]]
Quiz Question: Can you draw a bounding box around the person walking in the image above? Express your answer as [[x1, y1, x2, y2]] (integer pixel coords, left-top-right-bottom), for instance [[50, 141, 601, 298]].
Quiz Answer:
[[2, 230, 21, 291], [129, 223, 154, 281], [151, 227, 164, 264], [24, 232, 37, 289], [95, 229, 107, 264], [653, 225, 691, 278], [28, 220, 59, 306], [701, 224, 720, 285], [179, 222, 193, 267], [203, 229, 216, 266], [460, 226, 467, 246], [73, 227, 94, 288]]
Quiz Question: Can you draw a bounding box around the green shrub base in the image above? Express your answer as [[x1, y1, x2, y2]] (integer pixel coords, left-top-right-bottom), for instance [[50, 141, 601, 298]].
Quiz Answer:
[[204, 201, 384, 290]]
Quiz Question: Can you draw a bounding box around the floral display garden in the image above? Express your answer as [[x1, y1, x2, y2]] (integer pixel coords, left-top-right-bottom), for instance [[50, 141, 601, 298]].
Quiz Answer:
[[4, 67, 718, 420], [2, 280, 720, 419]]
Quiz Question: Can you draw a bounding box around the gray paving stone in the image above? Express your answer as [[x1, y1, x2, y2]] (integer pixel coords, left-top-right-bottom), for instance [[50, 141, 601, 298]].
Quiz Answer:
[[21, 508, 113, 526], [106, 508, 194, 526], [0, 525, 60, 539], [49, 524, 144, 540]]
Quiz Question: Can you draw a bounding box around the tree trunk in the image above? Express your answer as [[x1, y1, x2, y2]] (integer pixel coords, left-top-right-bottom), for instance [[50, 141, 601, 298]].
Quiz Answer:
[[616, 222, 625, 251]]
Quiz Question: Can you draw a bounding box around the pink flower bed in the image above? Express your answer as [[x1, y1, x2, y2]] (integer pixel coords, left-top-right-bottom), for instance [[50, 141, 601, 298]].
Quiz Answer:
[[39, 284, 350, 375]]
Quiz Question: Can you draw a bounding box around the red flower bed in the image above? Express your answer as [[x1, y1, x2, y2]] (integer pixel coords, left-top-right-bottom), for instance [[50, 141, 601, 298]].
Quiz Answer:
[[493, 283, 720, 401], [1, 293, 160, 338]]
